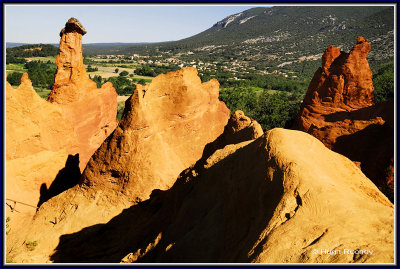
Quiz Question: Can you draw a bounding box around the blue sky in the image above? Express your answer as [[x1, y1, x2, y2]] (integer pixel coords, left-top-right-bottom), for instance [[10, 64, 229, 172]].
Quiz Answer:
[[5, 5, 268, 44]]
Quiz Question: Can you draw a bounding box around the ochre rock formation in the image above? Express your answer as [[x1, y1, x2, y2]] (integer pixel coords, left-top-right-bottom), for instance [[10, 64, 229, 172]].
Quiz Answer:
[[45, 127, 393, 263], [6, 74, 76, 160], [7, 67, 230, 263], [300, 36, 374, 115], [81, 67, 230, 200], [48, 18, 93, 104], [6, 75, 76, 214], [48, 17, 118, 170], [6, 18, 117, 215], [294, 36, 394, 196]]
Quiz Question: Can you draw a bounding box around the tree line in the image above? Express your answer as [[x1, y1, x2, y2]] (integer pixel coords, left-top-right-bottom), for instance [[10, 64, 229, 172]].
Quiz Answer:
[[6, 44, 58, 57]]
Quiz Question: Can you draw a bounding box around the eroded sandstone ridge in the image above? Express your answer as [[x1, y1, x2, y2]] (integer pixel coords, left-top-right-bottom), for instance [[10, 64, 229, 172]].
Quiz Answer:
[[7, 67, 230, 263], [6, 75, 77, 214], [294, 37, 394, 196], [6, 18, 117, 216], [46, 118, 393, 263]]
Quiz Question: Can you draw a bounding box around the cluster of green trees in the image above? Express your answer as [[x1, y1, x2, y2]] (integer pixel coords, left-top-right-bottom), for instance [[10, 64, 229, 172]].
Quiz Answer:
[[105, 76, 136, 95], [220, 87, 303, 129], [134, 65, 156, 76], [6, 72, 23, 86], [6, 57, 27, 64], [91, 74, 151, 96], [24, 61, 57, 88], [200, 71, 308, 94], [91, 75, 103, 88], [373, 62, 394, 103], [6, 44, 58, 57], [134, 64, 180, 77], [7, 60, 56, 89]]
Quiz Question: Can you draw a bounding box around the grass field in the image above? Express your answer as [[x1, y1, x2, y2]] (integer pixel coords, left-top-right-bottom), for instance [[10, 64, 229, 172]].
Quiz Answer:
[[27, 56, 57, 62], [6, 57, 56, 72], [132, 75, 153, 81], [86, 65, 154, 83], [86, 65, 133, 79], [6, 64, 26, 72]]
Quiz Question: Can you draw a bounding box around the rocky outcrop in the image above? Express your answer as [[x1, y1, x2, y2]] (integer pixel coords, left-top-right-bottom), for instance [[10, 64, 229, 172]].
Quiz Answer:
[[6, 18, 117, 214], [48, 17, 118, 170], [48, 17, 94, 104], [299, 36, 374, 115], [6, 75, 77, 213], [6, 67, 230, 263], [6, 74, 76, 161], [81, 67, 230, 200], [294, 37, 394, 197], [46, 127, 393, 263]]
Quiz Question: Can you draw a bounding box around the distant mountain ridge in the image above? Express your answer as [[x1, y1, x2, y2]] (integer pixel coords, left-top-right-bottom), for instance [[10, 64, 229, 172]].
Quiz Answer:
[[113, 6, 394, 75], [182, 6, 392, 45], [6, 6, 394, 77]]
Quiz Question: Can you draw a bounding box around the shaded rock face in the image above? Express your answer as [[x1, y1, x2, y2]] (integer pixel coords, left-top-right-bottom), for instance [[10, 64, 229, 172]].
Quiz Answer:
[[7, 68, 230, 263], [48, 127, 393, 263], [294, 36, 394, 196], [48, 17, 118, 170]]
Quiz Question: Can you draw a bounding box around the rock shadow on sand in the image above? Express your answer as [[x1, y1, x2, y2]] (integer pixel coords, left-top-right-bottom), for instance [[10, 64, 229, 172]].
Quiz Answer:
[[37, 154, 81, 208]]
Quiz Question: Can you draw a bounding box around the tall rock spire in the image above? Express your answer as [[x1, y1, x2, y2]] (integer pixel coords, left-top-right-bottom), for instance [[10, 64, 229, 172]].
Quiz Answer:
[[47, 17, 118, 170], [48, 17, 96, 104]]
